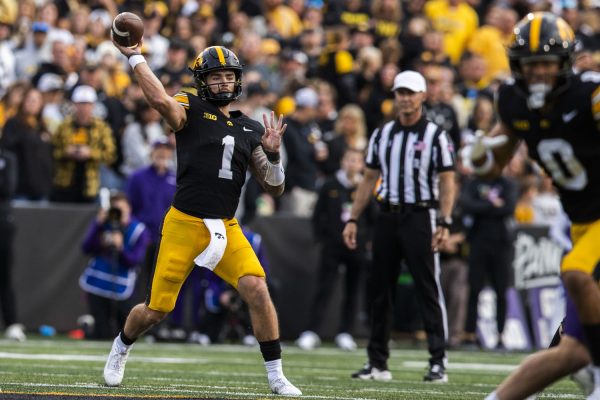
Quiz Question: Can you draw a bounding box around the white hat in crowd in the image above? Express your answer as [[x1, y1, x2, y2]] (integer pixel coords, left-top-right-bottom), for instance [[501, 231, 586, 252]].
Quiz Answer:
[[294, 87, 319, 108], [391, 70, 427, 93], [37, 73, 64, 93], [71, 85, 98, 103]]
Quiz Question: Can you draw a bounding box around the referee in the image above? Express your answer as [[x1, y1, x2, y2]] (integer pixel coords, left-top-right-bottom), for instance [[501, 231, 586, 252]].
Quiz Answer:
[[343, 70, 456, 383]]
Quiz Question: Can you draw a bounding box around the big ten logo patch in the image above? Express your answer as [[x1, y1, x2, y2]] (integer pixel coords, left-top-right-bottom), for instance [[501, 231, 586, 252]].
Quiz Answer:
[[203, 112, 217, 121]]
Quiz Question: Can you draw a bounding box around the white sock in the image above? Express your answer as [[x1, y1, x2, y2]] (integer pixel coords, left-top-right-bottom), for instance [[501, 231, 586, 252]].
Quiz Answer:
[[116, 335, 132, 351], [265, 359, 283, 381], [484, 391, 498, 400]]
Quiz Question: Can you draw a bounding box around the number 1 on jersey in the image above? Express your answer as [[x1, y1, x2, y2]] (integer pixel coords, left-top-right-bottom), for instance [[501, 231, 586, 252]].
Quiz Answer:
[[218, 135, 235, 180]]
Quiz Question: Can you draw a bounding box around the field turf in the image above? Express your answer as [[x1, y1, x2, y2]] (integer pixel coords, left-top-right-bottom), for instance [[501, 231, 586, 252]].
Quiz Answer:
[[0, 337, 583, 399]]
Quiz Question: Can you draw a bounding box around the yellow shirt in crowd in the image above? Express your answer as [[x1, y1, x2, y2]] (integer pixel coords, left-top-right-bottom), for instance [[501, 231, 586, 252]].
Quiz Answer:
[[425, 0, 479, 65]]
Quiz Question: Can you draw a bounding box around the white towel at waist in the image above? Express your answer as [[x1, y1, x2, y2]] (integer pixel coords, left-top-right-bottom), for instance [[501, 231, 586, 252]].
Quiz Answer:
[[194, 218, 227, 270]]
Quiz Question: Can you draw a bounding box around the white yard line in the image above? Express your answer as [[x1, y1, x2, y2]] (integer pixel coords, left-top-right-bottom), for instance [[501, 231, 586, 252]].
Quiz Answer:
[[0, 351, 520, 373]]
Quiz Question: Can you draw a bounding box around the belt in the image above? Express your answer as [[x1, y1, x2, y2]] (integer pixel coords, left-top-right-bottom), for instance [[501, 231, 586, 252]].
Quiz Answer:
[[378, 201, 434, 213]]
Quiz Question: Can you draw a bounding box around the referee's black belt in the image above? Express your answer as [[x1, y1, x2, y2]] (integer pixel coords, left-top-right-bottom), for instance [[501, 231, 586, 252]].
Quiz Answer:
[[378, 201, 434, 213]]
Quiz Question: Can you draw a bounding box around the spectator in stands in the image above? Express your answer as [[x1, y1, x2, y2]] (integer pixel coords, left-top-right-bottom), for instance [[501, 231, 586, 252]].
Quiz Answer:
[[0, 147, 26, 341], [514, 174, 539, 225], [320, 103, 367, 176], [38, 73, 66, 135], [455, 52, 494, 118], [327, 0, 370, 29], [398, 16, 429, 70], [422, 63, 461, 148], [14, 21, 48, 80], [300, 27, 325, 78], [461, 94, 496, 147], [318, 26, 356, 107], [0, 81, 28, 128], [296, 148, 374, 351], [424, 0, 479, 65], [125, 138, 176, 293], [0, 86, 53, 201], [467, 5, 517, 86], [172, 15, 193, 42], [155, 38, 194, 89], [370, 0, 402, 44], [280, 86, 325, 216], [142, 3, 169, 71], [0, 6, 16, 99], [264, 0, 303, 40], [361, 62, 398, 134], [31, 37, 72, 89], [314, 80, 339, 134], [460, 172, 519, 349], [355, 46, 383, 104], [419, 29, 452, 68], [120, 99, 167, 177], [276, 48, 309, 95], [79, 191, 150, 339], [51, 85, 116, 203]]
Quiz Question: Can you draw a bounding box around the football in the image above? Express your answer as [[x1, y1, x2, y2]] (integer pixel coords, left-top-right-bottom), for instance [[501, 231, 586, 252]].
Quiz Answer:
[[111, 12, 144, 48]]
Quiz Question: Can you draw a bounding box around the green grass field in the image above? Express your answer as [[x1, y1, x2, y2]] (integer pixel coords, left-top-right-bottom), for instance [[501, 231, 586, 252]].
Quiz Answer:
[[0, 337, 583, 399]]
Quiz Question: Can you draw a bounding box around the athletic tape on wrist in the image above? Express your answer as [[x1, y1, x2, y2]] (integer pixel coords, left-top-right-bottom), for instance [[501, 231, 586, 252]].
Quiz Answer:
[[128, 54, 146, 70], [265, 161, 285, 186]]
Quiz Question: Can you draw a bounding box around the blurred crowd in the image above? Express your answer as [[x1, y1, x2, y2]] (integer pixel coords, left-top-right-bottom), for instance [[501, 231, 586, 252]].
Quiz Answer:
[[1, 0, 600, 345]]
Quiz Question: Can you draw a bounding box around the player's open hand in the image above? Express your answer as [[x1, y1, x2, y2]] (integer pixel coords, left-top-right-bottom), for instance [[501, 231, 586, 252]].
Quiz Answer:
[[262, 111, 287, 153], [462, 130, 509, 164]]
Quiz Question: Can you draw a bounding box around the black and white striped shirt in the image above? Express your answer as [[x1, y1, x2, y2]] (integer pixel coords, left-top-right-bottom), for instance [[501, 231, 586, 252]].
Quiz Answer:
[[365, 117, 455, 205]]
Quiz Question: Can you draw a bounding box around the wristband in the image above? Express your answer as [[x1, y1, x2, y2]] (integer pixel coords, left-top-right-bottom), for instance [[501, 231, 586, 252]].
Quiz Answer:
[[436, 216, 452, 229], [346, 219, 358, 225], [264, 149, 280, 163], [128, 54, 146, 70]]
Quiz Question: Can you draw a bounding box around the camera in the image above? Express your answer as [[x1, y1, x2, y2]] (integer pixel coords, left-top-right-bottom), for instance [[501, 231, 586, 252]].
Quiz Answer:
[[106, 207, 122, 230]]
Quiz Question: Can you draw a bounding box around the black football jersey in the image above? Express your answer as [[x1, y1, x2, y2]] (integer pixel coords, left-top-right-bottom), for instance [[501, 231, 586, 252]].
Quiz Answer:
[[496, 72, 600, 223], [171, 91, 263, 218]]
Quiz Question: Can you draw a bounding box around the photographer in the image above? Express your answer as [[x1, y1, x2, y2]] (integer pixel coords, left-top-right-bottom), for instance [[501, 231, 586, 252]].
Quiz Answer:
[[79, 191, 150, 339]]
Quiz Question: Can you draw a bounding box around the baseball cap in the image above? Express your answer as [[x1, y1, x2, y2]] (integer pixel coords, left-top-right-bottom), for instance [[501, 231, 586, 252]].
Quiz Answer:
[[32, 21, 49, 33], [294, 87, 319, 108], [37, 73, 64, 92], [71, 85, 98, 103], [391, 70, 427, 93], [152, 137, 174, 149], [282, 49, 308, 65]]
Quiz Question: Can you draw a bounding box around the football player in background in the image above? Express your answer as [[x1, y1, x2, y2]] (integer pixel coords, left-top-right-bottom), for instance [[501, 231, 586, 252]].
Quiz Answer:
[[103, 37, 301, 396], [464, 12, 600, 400]]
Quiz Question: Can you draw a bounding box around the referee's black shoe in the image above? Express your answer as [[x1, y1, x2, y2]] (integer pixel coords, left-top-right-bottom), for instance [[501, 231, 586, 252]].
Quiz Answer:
[[423, 364, 448, 383], [351, 363, 392, 381]]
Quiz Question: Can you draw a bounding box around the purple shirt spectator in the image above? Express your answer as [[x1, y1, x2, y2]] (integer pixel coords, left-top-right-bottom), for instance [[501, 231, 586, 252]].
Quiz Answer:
[[125, 164, 176, 242]]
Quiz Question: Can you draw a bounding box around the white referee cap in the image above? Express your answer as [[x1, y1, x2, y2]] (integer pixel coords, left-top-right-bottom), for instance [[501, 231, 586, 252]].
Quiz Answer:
[[391, 70, 427, 93]]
